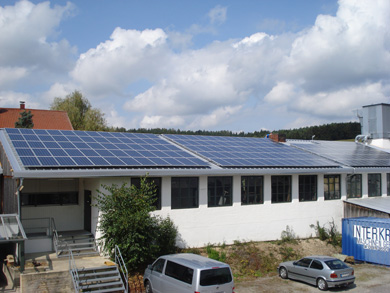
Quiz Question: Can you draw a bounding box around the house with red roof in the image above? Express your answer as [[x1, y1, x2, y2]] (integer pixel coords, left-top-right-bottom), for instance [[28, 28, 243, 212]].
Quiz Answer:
[[0, 101, 73, 130]]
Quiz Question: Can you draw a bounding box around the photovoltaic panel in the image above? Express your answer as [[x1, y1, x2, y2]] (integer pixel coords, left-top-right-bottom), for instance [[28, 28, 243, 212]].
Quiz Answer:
[[5, 128, 209, 168], [289, 140, 390, 167], [164, 134, 340, 168]]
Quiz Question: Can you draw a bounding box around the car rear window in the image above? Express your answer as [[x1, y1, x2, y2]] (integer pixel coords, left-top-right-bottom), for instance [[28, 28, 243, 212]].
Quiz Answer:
[[325, 259, 348, 270], [200, 267, 232, 286]]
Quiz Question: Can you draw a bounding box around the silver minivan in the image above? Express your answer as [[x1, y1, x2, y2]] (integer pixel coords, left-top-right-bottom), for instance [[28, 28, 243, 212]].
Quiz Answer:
[[143, 253, 235, 293]]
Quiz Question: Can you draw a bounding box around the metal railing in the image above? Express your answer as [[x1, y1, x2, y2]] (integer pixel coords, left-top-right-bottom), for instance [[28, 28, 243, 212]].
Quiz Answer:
[[115, 245, 129, 293], [21, 217, 55, 237], [69, 249, 80, 293]]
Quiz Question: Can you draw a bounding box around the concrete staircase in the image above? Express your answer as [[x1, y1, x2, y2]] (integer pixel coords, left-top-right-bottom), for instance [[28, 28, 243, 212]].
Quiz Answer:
[[71, 265, 125, 292]]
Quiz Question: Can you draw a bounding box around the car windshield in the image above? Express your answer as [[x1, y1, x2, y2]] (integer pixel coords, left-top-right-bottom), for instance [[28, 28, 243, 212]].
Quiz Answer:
[[325, 259, 348, 270], [200, 267, 232, 286]]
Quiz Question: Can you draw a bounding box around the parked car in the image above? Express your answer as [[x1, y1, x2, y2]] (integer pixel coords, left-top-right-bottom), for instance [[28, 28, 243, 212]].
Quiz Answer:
[[278, 256, 355, 291], [143, 253, 235, 293]]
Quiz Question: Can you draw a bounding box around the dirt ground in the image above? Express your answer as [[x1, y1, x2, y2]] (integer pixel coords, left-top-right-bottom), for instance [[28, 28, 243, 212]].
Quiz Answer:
[[233, 239, 390, 292]]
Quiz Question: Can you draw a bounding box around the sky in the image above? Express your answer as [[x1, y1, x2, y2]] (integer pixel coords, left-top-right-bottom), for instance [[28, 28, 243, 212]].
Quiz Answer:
[[0, 0, 389, 133]]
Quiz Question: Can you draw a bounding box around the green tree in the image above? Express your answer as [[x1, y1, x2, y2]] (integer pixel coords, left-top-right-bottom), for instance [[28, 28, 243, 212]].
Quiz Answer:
[[95, 177, 178, 272], [15, 110, 34, 128], [50, 90, 107, 131]]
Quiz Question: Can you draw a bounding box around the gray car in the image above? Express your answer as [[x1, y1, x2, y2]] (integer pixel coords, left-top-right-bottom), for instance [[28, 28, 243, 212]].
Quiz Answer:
[[278, 256, 355, 291]]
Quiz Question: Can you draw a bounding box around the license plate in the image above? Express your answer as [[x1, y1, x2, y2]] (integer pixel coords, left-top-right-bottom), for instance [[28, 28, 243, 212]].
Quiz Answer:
[[341, 273, 350, 277]]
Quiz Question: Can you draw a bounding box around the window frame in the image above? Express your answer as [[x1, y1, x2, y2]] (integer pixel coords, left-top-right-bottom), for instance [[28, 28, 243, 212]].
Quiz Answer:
[[171, 177, 199, 209], [271, 175, 292, 203], [299, 175, 317, 202], [324, 174, 341, 200], [346, 174, 362, 199], [207, 176, 233, 207], [241, 176, 264, 205], [131, 177, 162, 210], [368, 173, 382, 197], [21, 191, 78, 206]]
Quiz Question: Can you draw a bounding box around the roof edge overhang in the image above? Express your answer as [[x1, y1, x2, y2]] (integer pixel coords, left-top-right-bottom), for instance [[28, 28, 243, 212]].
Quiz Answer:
[[12, 166, 354, 179]]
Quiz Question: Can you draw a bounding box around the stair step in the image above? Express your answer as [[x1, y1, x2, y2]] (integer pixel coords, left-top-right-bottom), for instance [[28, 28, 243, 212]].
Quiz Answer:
[[79, 280, 124, 290], [78, 270, 119, 278], [81, 286, 125, 293], [77, 266, 118, 273], [66, 242, 96, 247], [80, 275, 121, 284]]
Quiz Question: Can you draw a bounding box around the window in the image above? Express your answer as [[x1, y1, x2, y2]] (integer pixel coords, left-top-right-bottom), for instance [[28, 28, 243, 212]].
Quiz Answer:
[[271, 176, 291, 203], [171, 177, 199, 209], [310, 260, 323, 270], [165, 261, 193, 284], [368, 174, 381, 197], [388, 174, 390, 196], [241, 176, 263, 205], [200, 268, 233, 286], [152, 258, 165, 273], [299, 175, 317, 202], [208, 177, 232, 207], [131, 177, 161, 210], [324, 175, 341, 200], [21, 192, 78, 206], [347, 174, 362, 198], [296, 258, 312, 268]]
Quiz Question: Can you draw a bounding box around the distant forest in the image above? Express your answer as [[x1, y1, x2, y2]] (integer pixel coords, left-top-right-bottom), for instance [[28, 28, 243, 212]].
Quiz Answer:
[[111, 121, 361, 141]]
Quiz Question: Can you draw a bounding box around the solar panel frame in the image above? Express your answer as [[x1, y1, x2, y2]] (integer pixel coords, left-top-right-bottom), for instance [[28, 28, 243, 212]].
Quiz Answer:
[[5, 128, 210, 169]]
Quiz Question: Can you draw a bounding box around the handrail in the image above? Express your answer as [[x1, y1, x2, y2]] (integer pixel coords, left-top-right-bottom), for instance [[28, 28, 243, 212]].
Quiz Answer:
[[69, 249, 80, 293], [115, 245, 129, 293]]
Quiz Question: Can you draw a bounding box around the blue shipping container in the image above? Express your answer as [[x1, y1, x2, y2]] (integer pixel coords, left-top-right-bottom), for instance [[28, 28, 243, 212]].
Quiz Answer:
[[342, 217, 390, 266]]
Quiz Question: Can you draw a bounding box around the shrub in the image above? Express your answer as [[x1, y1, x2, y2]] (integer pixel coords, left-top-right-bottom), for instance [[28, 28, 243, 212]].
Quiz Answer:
[[278, 225, 298, 245], [95, 177, 178, 272], [310, 219, 341, 247]]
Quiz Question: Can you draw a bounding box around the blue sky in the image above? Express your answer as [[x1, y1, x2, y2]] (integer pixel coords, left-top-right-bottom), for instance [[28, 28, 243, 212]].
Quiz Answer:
[[0, 0, 389, 132]]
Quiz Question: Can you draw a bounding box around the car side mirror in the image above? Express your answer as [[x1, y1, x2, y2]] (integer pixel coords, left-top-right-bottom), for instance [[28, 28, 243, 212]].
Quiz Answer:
[[293, 261, 297, 265], [148, 264, 153, 270]]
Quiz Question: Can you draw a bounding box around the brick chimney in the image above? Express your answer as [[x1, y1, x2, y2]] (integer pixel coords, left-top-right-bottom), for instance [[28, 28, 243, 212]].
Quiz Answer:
[[20, 101, 25, 110], [268, 133, 286, 143]]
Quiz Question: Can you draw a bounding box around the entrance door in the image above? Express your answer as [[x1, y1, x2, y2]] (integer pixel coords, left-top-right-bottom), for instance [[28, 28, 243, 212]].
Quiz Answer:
[[84, 190, 92, 232]]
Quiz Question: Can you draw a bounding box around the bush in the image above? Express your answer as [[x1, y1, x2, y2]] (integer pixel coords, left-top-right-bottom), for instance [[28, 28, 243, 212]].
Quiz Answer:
[[95, 177, 178, 272], [278, 226, 298, 245], [310, 219, 341, 247]]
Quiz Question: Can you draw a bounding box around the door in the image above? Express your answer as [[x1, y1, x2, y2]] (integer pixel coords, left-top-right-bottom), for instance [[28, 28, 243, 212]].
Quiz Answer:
[[84, 190, 92, 232]]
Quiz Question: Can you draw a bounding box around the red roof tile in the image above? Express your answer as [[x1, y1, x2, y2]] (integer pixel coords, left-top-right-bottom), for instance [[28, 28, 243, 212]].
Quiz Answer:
[[0, 108, 73, 130]]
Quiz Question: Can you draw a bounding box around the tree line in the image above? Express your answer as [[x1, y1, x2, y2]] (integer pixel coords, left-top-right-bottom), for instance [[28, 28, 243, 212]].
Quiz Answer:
[[45, 91, 360, 141]]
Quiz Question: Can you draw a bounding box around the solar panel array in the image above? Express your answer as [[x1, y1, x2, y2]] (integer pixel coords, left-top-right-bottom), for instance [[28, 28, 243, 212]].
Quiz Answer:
[[289, 140, 390, 167], [5, 128, 209, 168], [165, 135, 339, 167]]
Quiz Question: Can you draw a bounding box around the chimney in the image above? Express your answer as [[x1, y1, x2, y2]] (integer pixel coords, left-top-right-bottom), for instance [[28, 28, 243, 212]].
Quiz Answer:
[[268, 133, 286, 143], [20, 101, 25, 110]]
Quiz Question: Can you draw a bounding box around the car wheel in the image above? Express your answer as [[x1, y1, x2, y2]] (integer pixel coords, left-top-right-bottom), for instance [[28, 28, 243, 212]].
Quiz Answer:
[[279, 267, 288, 279], [145, 281, 153, 293], [317, 278, 328, 291]]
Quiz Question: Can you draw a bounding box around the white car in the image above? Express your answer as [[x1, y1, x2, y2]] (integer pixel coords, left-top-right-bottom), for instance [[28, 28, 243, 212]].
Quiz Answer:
[[144, 253, 235, 293]]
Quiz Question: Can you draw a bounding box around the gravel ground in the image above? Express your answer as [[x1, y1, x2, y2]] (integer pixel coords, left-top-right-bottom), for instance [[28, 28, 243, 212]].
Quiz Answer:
[[235, 262, 390, 293]]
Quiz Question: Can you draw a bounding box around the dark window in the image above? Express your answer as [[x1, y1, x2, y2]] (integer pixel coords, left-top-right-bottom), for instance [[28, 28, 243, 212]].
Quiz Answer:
[[241, 176, 263, 205], [347, 174, 362, 198], [21, 192, 78, 206], [271, 176, 292, 203], [200, 268, 233, 286], [388, 174, 390, 196], [299, 175, 317, 202], [368, 174, 381, 197], [152, 258, 165, 273], [325, 259, 348, 270], [324, 175, 341, 200], [171, 177, 199, 209], [131, 177, 161, 210], [310, 260, 324, 270], [165, 261, 193, 285], [208, 177, 232, 207], [296, 258, 312, 268]]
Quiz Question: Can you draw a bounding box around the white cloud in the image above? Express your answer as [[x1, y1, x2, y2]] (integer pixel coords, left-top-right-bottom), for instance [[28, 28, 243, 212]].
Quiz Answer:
[[208, 5, 227, 25]]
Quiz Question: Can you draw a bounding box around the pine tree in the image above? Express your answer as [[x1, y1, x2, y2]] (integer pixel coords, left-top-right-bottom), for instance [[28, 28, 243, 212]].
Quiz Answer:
[[15, 110, 34, 128]]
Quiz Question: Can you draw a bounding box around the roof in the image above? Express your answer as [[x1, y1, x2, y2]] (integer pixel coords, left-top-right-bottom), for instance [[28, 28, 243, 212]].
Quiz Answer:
[[159, 253, 230, 269], [344, 197, 390, 214], [0, 108, 73, 130], [0, 128, 352, 179]]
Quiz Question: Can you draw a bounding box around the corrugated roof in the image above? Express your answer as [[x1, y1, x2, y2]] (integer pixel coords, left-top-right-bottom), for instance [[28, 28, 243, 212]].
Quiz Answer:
[[0, 108, 73, 130], [345, 197, 390, 214]]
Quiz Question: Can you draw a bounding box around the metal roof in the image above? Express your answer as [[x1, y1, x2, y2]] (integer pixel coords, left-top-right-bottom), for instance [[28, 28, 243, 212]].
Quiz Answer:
[[345, 197, 390, 214]]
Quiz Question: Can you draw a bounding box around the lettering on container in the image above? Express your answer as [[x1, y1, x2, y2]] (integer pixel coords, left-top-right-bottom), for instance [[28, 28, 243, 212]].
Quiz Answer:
[[353, 225, 390, 252]]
